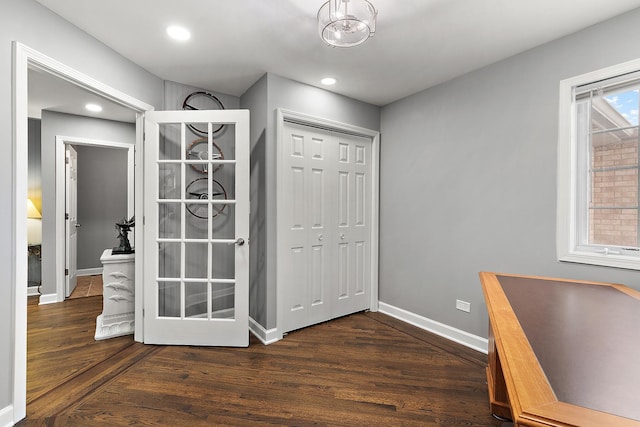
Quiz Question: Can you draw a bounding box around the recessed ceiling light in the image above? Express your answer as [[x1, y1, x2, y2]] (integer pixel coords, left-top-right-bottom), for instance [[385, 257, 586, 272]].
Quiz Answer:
[[167, 25, 191, 41], [321, 77, 337, 85], [85, 103, 102, 113]]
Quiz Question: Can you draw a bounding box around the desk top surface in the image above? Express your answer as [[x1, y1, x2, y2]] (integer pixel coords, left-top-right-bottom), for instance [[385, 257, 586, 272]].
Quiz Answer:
[[497, 275, 640, 422]]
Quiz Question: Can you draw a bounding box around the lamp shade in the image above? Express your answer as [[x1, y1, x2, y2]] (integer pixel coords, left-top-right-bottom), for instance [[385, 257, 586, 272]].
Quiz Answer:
[[27, 199, 42, 245], [318, 0, 377, 48], [27, 199, 41, 219]]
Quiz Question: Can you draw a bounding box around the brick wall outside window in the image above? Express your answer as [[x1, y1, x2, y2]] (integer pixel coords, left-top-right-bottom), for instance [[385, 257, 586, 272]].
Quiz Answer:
[[590, 140, 638, 247]]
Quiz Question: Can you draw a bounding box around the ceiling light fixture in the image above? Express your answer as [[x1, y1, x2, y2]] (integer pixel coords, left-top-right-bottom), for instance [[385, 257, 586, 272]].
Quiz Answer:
[[85, 103, 102, 113], [166, 25, 191, 41], [321, 77, 337, 85], [318, 0, 377, 48]]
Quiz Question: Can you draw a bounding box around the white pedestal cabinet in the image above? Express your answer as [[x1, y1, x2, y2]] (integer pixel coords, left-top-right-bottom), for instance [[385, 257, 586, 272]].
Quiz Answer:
[[95, 249, 135, 340]]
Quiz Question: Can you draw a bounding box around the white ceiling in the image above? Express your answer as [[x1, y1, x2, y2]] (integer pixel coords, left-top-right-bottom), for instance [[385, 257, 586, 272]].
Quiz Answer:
[[31, 0, 640, 119], [29, 68, 137, 123]]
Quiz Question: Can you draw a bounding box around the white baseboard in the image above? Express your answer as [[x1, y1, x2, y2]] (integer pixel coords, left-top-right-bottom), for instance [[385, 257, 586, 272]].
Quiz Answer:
[[378, 302, 488, 354], [38, 293, 58, 305], [0, 404, 13, 427], [27, 286, 39, 297], [249, 317, 280, 345], [78, 268, 102, 276]]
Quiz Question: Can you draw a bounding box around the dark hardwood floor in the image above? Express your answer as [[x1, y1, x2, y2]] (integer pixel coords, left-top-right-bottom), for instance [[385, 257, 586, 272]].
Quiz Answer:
[[21, 295, 505, 426]]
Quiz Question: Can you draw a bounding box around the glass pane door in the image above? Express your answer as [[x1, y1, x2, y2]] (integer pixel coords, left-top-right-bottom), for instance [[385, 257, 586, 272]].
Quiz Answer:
[[144, 110, 249, 346]]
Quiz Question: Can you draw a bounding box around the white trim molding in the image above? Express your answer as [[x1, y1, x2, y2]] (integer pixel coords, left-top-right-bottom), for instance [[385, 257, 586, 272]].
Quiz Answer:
[[378, 302, 488, 354], [77, 268, 103, 277], [38, 293, 58, 305], [0, 404, 13, 427], [249, 317, 280, 345]]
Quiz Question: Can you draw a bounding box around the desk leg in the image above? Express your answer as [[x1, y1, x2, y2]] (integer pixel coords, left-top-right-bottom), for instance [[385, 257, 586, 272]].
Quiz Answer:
[[487, 325, 512, 420]]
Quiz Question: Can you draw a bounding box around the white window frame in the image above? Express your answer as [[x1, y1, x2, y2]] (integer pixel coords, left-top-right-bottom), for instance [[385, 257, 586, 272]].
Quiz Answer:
[[557, 58, 640, 270]]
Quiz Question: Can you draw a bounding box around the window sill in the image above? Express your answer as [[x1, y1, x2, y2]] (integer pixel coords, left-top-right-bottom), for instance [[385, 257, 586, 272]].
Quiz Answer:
[[559, 251, 640, 271]]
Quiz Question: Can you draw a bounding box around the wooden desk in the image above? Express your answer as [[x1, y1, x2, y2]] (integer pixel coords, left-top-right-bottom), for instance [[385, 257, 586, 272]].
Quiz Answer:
[[480, 272, 640, 427]]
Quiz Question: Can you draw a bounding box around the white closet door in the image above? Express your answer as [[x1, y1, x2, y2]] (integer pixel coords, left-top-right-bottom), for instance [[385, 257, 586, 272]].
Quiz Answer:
[[331, 133, 371, 318], [281, 123, 333, 332], [280, 122, 372, 333]]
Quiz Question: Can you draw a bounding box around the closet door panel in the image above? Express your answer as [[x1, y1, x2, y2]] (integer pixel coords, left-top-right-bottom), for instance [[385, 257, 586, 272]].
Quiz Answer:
[[332, 134, 371, 318], [281, 123, 332, 331]]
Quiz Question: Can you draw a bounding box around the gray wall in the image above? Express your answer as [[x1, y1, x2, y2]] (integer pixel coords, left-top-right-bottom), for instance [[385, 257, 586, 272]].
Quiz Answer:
[[164, 80, 240, 111], [1, 0, 163, 411], [379, 8, 640, 339], [241, 73, 381, 329], [240, 74, 268, 327], [75, 145, 129, 270], [40, 111, 135, 296]]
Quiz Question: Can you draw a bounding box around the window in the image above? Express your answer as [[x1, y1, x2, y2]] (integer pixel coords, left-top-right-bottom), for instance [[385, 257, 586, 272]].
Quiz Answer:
[[558, 59, 640, 269]]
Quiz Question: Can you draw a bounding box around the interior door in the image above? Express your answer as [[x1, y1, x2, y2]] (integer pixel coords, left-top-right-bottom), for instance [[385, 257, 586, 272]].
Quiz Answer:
[[280, 122, 372, 332], [144, 109, 249, 346], [65, 145, 78, 297]]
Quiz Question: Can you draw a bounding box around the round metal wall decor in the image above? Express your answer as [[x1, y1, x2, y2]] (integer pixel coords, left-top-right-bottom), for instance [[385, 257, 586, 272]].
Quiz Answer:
[[182, 91, 225, 136], [186, 137, 224, 174], [185, 177, 228, 219]]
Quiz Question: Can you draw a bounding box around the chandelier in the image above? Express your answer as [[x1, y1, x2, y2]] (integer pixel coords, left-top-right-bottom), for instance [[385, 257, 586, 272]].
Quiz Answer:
[[317, 0, 377, 48]]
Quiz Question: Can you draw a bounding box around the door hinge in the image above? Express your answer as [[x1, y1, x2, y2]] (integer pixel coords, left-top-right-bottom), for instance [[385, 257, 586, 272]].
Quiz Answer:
[[65, 156, 69, 164], [65, 213, 69, 220], [65, 268, 69, 276]]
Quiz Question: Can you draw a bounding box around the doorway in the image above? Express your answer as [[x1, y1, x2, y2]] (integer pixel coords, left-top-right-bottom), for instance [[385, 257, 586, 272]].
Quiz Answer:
[[54, 137, 135, 302], [13, 42, 152, 423]]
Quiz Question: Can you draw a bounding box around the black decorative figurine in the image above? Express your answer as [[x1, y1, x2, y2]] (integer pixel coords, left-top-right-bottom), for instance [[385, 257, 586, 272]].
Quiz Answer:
[[113, 216, 135, 254]]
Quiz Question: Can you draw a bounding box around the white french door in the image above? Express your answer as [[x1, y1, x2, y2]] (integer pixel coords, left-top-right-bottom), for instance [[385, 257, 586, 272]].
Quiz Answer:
[[144, 109, 249, 346]]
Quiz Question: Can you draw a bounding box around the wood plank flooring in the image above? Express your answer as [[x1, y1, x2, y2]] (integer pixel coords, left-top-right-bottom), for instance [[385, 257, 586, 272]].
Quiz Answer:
[[68, 275, 103, 299], [20, 296, 505, 426]]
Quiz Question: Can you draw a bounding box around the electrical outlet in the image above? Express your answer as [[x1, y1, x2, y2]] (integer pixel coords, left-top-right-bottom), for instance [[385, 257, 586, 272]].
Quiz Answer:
[[456, 299, 471, 313]]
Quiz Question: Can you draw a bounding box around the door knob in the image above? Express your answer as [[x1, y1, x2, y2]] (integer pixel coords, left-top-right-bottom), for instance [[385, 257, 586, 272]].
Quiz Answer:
[[340, 233, 345, 240], [317, 234, 324, 241], [228, 238, 245, 246], [75, 223, 82, 228]]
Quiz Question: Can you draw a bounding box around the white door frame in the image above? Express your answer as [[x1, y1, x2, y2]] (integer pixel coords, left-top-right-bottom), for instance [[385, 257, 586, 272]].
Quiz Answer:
[[12, 42, 152, 423], [275, 108, 380, 341], [54, 136, 135, 303]]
